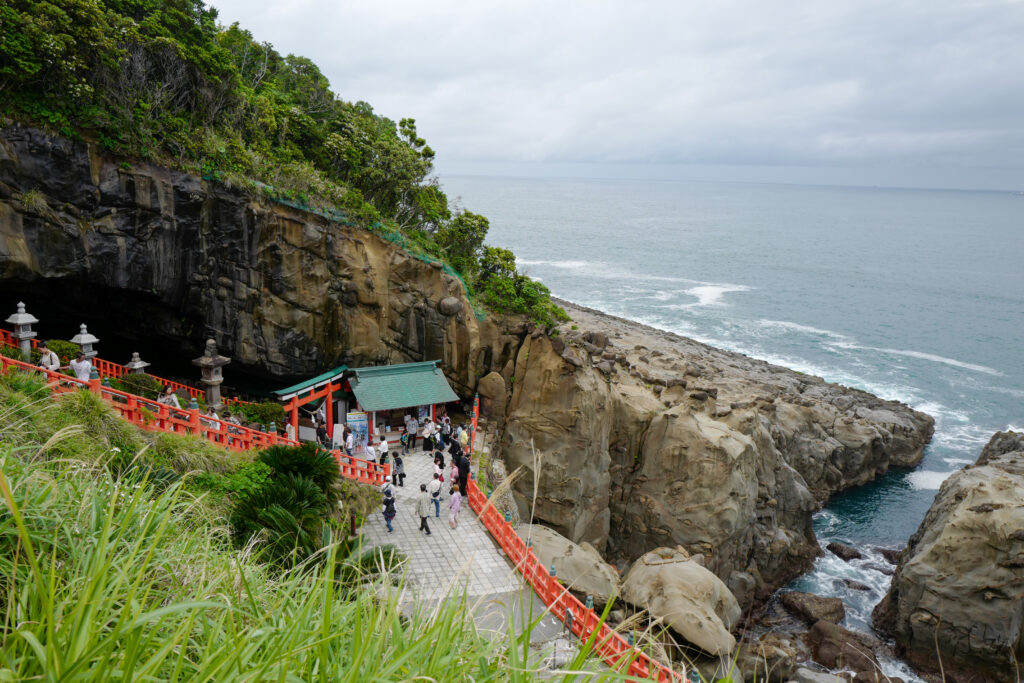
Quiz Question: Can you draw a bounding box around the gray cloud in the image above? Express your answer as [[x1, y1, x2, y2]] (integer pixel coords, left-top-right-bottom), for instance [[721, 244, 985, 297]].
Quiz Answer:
[[211, 0, 1024, 188]]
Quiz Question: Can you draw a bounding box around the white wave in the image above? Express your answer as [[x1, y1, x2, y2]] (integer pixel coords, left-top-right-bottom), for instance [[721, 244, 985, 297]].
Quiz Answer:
[[651, 290, 675, 301], [907, 470, 955, 490], [942, 457, 974, 467], [872, 347, 1002, 376], [516, 258, 591, 269], [932, 424, 993, 450], [682, 284, 751, 307], [757, 319, 849, 340], [1007, 424, 1024, 433]]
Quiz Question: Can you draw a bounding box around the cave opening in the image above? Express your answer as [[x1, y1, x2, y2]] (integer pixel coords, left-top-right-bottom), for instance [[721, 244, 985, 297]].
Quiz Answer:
[[1, 280, 295, 398]]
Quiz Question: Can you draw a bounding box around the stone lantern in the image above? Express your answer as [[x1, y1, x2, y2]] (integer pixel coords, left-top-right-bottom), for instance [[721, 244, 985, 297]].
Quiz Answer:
[[70, 323, 99, 359], [5, 302, 38, 361], [125, 352, 150, 374], [192, 338, 231, 410]]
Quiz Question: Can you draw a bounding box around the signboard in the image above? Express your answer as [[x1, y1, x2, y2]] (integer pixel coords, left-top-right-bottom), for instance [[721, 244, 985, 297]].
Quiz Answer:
[[346, 411, 369, 454]]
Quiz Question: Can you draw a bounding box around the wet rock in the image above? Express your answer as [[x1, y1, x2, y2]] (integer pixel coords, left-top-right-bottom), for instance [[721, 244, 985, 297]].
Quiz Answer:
[[780, 591, 845, 625], [840, 578, 871, 591], [791, 667, 846, 683], [872, 546, 902, 565], [808, 620, 882, 680], [825, 542, 862, 561]]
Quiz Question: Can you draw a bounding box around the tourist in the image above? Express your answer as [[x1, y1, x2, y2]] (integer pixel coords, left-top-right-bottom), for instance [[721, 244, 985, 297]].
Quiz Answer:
[[344, 428, 354, 458], [393, 452, 406, 487], [439, 416, 452, 449], [421, 417, 435, 452], [427, 472, 442, 518], [448, 437, 461, 460], [316, 422, 329, 448], [380, 475, 394, 499], [400, 429, 412, 455], [404, 413, 418, 449], [416, 484, 432, 535], [157, 384, 181, 409], [457, 453, 471, 495], [448, 483, 462, 529], [382, 487, 396, 533], [37, 342, 60, 372], [459, 424, 470, 451], [365, 441, 376, 464], [450, 459, 459, 496], [68, 351, 92, 383], [378, 435, 389, 465], [434, 448, 445, 469], [201, 406, 219, 429], [284, 421, 295, 441]]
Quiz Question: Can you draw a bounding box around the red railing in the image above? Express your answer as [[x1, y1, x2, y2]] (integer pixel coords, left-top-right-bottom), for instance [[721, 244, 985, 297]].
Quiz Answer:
[[466, 479, 683, 681], [0, 356, 386, 482], [0, 336, 259, 405]]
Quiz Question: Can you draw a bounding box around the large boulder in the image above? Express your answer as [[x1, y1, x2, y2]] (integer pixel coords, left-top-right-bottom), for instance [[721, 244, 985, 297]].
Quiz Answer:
[[779, 591, 845, 625], [476, 371, 508, 420], [873, 431, 1024, 682], [620, 547, 741, 655], [520, 524, 620, 606], [807, 620, 883, 681]]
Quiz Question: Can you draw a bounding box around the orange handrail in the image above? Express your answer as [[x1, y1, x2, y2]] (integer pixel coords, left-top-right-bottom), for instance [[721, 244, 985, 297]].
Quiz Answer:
[[466, 478, 683, 681], [0, 355, 384, 481]]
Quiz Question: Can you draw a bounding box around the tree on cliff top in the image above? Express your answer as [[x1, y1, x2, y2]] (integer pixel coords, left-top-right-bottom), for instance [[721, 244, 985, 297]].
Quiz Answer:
[[0, 0, 566, 327]]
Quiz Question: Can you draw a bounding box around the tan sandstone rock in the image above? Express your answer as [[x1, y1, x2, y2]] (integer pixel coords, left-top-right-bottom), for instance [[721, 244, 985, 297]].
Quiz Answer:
[[520, 524, 620, 606], [873, 431, 1024, 682], [621, 546, 741, 655]]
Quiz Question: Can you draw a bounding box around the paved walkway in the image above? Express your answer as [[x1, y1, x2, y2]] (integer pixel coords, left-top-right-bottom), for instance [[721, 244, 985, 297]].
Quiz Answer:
[[360, 437, 571, 655]]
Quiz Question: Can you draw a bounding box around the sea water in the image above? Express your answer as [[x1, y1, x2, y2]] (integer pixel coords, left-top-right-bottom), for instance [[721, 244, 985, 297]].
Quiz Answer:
[[441, 174, 1024, 679]]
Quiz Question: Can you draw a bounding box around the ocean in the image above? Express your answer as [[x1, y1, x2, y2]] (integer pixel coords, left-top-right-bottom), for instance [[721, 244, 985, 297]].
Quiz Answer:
[[440, 173, 1024, 678]]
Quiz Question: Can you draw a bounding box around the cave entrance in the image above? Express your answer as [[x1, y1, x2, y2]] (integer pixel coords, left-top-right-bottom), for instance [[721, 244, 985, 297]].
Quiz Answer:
[[0, 280, 291, 399]]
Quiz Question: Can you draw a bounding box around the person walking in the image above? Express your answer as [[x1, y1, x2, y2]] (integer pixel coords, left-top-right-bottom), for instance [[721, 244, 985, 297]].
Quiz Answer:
[[448, 483, 462, 529], [380, 475, 394, 499], [450, 459, 460, 495], [382, 488, 396, 533], [457, 453, 471, 496], [157, 384, 181, 409], [421, 418, 434, 452], [37, 342, 60, 372], [316, 422, 329, 448], [459, 424, 471, 452], [393, 452, 406, 487], [69, 352, 92, 383], [344, 428, 354, 459], [416, 484, 432, 535], [427, 472, 442, 518], [438, 416, 452, 449], [378, 435, 389, 465]]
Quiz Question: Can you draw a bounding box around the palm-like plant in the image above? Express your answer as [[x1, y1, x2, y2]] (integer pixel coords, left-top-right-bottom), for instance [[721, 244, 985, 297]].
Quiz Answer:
[[229, 472, 328, 566], [258, 442, 340, 506]]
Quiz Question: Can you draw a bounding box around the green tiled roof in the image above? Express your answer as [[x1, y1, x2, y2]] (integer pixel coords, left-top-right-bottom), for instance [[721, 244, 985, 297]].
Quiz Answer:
[[350, 361, 459, 412], [272, 365, 348, 400]]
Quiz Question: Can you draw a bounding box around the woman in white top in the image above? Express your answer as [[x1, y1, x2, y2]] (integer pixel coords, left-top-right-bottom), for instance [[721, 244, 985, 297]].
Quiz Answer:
[[37, 342, 60, 372], [157, 385, 181, 409], [69, 352, 92, 382]]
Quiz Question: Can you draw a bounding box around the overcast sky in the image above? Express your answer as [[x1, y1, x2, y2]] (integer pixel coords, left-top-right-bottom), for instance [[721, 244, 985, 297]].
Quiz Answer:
[[210, 1, 1024, 190]]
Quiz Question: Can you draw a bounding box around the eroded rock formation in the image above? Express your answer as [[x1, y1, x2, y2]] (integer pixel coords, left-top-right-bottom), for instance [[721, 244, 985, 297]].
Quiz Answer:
[[496, 303, 933, 603], [0, 124, 519, 389], [873, 430, 1024, 682]]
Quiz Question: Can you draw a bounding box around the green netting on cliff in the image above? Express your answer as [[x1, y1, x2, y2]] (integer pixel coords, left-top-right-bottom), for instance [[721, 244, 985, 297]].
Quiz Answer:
[[272, 197, 487, 321]]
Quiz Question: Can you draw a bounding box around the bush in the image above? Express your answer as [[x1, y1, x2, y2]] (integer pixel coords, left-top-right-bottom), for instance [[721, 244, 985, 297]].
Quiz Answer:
[[192, 460, 271, 498], [258, 442, 340, 506], [232, 401, 286, 427], [229, 472, 329, 566], [112, 372, 162, 399]]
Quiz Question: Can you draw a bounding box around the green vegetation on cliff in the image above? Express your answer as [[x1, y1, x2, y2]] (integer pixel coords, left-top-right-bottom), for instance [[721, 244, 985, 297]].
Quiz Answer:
[[0, 0, 566, 327]]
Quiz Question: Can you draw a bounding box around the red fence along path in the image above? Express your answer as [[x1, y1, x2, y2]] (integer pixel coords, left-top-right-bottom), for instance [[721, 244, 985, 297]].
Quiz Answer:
[[0, 355, 389, 485], [465, 479, 683, 681]]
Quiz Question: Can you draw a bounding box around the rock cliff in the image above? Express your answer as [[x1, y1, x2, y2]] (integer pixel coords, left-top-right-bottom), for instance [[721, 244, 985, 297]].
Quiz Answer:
[[495, 302, 933, 604], [0, 124, 518, 389], [873, 431, 1024, 682]]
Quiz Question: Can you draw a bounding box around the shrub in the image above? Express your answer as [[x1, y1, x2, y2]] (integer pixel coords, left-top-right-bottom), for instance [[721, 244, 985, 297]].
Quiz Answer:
[[233, 401, 286, 427], [258, 442, 340, 506], [112, 372, 162, 399], [192, 460, 271, 498], [229, 472, 328, 565]]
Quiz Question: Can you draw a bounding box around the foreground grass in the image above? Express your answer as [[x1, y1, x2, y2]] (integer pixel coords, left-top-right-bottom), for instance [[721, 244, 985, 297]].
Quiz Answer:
[[0, 372, 647, 681]]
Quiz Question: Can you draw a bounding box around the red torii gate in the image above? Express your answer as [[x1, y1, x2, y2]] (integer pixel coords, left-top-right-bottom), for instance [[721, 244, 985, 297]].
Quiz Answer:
[[273, 365, 348, 442]]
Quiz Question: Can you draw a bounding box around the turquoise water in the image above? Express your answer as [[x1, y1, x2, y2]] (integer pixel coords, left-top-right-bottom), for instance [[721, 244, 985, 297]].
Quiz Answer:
[[440, 174, 1023, 676]]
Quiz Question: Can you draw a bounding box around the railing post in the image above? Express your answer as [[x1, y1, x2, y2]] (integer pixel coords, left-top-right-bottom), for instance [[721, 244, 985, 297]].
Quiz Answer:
[[188, 397, 200, 434], [88, 367, 101, 394]]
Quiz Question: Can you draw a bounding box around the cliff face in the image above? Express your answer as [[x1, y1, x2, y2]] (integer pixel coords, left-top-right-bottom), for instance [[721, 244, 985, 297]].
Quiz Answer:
[[493, 303, 934, 603], [873, 431, 1024, 683], [0, 124, 518, 389]]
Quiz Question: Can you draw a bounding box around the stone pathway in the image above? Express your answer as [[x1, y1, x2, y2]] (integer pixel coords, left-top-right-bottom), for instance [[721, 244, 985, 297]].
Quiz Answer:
[[361, 437, 524, 602]]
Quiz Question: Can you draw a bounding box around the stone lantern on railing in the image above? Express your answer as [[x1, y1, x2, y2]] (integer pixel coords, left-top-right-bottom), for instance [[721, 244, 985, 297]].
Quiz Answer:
[[125, 352, 150, 374], [192, 338, 230, 410], [5, 302, 38, 361], [70, 323, 99, 359]]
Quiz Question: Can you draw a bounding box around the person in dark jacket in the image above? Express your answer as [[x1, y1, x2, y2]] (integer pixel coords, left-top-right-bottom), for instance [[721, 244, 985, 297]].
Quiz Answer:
[[457, 453, 470, 495]]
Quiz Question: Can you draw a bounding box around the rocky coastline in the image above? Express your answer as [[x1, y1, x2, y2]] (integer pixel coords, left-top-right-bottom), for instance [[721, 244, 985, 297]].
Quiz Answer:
[[2, 124, 947, 678]]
